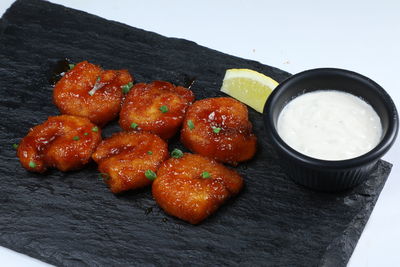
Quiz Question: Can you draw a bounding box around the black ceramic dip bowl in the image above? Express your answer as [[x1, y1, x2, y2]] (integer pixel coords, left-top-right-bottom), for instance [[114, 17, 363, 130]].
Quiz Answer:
[[263, 68, 398, 192]]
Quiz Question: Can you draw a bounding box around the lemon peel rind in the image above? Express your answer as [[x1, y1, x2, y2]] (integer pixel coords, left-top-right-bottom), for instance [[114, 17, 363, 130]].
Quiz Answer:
[[220, 68, 279, 113]]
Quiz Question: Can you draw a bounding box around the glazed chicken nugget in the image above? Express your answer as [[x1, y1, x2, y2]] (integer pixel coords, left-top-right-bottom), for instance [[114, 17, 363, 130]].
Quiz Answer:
[[53, 61, 133, 126], [92, 131, 168, 194], [17, 115, 101, 173], [181, 97, 257, 165], [152, 153, 243, 224], [119, 81, 194, 139]]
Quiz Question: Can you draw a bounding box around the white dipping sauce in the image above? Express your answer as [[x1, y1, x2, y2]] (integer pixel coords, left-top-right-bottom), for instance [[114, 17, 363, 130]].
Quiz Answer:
[[277, 90, 382, 160]]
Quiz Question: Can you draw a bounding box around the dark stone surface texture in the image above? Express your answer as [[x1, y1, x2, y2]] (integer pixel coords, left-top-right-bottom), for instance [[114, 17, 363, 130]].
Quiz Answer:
[[0, 0, 392, 266]]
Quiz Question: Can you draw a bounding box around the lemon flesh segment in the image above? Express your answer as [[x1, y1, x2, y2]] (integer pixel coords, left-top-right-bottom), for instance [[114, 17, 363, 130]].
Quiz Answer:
[[220, 69, 279, 113]]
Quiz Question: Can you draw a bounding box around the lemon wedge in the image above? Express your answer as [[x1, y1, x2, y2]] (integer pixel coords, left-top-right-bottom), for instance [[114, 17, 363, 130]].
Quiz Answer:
[[220, 68, 279, 113]]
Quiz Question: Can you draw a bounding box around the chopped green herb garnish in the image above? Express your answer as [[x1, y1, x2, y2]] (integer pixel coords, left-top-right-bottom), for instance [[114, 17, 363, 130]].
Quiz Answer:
[[187, 120, 195, 130], [201, 171, 211, 179], [147, 151, 153, 155], [159, 105, 169, 113], [98, 173, 110, 181], [92, 126, 99, 132], [12, 143, 19, 149], [121, 82, 133, 94], [84, 132, 89, 136], [171, 148, 183, 159], [130, 122, 138, 129], [69, 63, 75, 70], [145, 170, 157, 181], [212, 126, 221, 134], [73, 136, 80, 141], [88, 76, 103, 96], [29, 161, 36, 168]]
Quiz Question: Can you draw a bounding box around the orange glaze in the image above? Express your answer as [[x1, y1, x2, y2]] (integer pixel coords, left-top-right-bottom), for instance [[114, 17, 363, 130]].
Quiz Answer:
[[152, 153, 243, 224], [53, 61, 133, 126], [180, 97, 257, 165], [119, 81, 194, 139], [17, 115, 102, 173], [92, 131, 168, 194]]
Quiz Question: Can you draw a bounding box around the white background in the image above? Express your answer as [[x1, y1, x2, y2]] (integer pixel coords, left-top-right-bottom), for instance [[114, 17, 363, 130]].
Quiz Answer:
[[0, 0, 399, 266]]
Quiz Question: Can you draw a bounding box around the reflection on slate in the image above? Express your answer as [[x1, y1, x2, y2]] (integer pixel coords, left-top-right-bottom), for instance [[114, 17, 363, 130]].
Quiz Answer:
[[0, 0, 392, 266]]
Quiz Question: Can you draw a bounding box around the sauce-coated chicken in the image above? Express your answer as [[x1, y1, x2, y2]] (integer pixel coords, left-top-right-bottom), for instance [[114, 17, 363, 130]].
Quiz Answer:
[[152, 153, 243, 224], [181, 97, 257, 165], [53, 61, 133, 126], [17, 115, 102, 172], [92, 131, 168, 193], [119, 81, 194, 139]]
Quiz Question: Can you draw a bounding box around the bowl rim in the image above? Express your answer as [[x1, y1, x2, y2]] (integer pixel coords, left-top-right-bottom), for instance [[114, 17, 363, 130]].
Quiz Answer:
[[263, 67, 399, 169]]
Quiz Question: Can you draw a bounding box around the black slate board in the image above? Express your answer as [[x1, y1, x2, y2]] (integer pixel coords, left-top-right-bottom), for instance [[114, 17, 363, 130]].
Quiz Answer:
[[0, 0, 392, 266]]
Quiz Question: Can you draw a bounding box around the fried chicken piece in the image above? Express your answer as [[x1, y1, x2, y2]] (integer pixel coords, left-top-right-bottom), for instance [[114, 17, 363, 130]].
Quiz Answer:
[[92, 131, 168, 194], [119, 81, 194, 139], [152, 153, 243, 224], [17, 115, 101, 173], [53, 61, 133, 126], [180, 97, 257, 165]]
